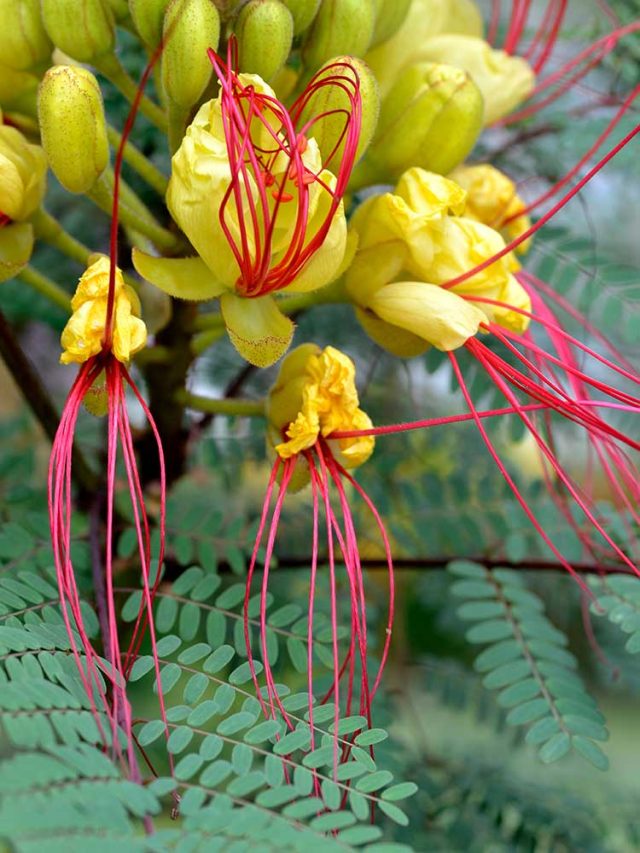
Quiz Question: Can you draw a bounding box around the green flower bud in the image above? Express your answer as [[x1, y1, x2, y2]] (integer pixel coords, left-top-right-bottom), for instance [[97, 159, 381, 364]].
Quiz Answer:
[[236, 0, 294, 82], [129, 0, 169, 47], [38, 65, 110, 193], [302, 0, 374, 71], [0, 0, 52, 71], [361, 61, 483, 183], [299, 56, 378, 167], [280, 0, 320, 34], [161, 0, 221, 109], [370, 0, 411, 48], [41, 0, 115, 63]]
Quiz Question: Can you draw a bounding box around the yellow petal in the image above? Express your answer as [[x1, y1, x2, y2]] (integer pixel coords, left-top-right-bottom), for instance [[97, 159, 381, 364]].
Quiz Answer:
[[220, 292, 295, 367], [132, 249, 226, 300], [355, 305, 429, 358], [0, 222, 34, 283], [369, 280, 488, 351]]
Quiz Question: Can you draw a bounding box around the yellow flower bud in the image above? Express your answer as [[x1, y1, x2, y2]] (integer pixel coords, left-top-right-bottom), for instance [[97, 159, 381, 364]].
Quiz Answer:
[[161, 0, 221, 109], [346, 167, 531, 352], [38, 65, 109, 194], [302, 0, 374, 71], [280, 0, 320, 34], [0, 0, 52, 71], [416, 35, 535, 124], [236, 0, 294, 82], [60, 256, 147, 364], [359, 62, 483, 184], [0, 124, 47, 221], [41, 0, 115, 63], [449, 163, 532, 252], [267, 344, 374, 469], [129, 0, 169, 47], [370, 0, 411, 49], [297, 56, 379, 167], [366, 0, 483, 98]]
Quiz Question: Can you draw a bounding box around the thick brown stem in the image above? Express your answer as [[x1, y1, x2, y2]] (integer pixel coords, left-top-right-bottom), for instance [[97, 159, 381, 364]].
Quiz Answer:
[[0, 309, 97, 498], [138, 298, 197, 487]]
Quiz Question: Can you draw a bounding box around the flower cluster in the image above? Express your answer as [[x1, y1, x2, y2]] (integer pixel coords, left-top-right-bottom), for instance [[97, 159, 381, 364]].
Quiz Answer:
[[2, 0, 635, 795]]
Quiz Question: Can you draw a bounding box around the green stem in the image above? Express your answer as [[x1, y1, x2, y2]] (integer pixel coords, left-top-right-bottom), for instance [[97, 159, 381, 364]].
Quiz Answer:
[[177, 390, 266, 418], [89, 171, 181, 252], [106, 125, 168, 197], [17, 265, 71, 312], [191, 325, 226, 355], [32, 210, 90, 267], [32, 209, 140, 288], [95, 54, 167, 132], [167, 103, 190, 155]]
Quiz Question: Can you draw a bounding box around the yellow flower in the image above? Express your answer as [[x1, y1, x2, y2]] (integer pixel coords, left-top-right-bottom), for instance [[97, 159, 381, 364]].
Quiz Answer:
[[135, 69, 354, 368], [415, 35, 535, 125], [0, 122, 46, 282], [267, 344, 374, 469], [0, 124, 47, 222], [346, 167, 531, 352], [60, 257, 147, 365], [449, 163, 532, 252]]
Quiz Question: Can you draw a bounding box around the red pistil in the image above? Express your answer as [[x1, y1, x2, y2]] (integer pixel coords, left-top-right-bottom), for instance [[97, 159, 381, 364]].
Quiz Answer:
[[207, 41, 362, 298], [244, 441, 394, 784]]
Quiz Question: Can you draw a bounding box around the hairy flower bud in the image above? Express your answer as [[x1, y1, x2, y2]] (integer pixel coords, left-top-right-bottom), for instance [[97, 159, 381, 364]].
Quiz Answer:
[[302, 0, 374, 71], [298, 56, 378, 166], [38, 65, 109, 193], [360, 62, 483, 183], [129, 0, 169, 47], [0, 0, 52, 71], [161, 0, 221, 108], [370, 0, 411, 48], [236, 0, 294, 82], [280, 0, 320, 34], [416, 35, 535, 124], [41, 0, 115, 63]]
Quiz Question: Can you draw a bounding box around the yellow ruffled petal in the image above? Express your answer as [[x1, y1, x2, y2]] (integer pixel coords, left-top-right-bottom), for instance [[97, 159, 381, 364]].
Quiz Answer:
[[220, 291, 295, 367], [132, 249, 227, 300], [60, 257, 148, 364], [369, 280, 488, 351], [268, 344, 375, 470]]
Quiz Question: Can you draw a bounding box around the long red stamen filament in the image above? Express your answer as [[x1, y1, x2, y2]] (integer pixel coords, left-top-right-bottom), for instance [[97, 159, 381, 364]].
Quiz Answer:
[[443, 123, 640, 289], [475, 344, 638, 572], [208, 44, 361, 297], [510, 85, 639, 220], [449, 351, 590, 590]]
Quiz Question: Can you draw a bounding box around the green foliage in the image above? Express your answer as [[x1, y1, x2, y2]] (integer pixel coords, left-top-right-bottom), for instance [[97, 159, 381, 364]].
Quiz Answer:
[[448, 560, 610, 770], [590, 574, 640, 654]]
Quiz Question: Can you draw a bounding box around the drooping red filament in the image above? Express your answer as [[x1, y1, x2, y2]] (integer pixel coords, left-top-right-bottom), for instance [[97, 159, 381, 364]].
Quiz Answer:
[[48, 355, 171, 777], [47, 40, 171, 782], [244, 442, 394, 782], [207, 41, 362, 298]]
